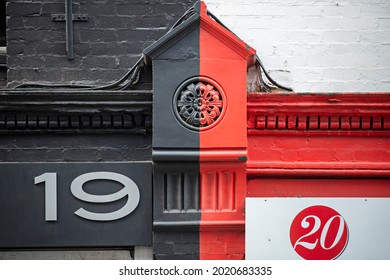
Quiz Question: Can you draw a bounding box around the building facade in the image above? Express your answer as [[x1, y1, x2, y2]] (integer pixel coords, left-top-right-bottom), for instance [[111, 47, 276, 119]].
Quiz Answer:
[[0, 1, 389, 260]]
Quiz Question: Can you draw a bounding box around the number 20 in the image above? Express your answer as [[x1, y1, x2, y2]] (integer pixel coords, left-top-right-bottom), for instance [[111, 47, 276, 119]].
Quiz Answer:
[[293, 214, 346, 250], [34, 172, 140, 222]]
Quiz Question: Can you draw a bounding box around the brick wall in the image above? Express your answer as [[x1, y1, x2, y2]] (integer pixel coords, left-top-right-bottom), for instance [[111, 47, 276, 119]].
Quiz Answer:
[[7, 1, 389, 91], [206, 0, 390, 92], [6, 0, 196, 88]]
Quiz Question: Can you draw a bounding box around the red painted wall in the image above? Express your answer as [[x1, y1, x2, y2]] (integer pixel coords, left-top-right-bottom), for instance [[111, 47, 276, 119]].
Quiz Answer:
[[248, 179, 390, 197], [198, 2, 255, 260], [247, 92, 390, 178], [247, 92, 390, 197]]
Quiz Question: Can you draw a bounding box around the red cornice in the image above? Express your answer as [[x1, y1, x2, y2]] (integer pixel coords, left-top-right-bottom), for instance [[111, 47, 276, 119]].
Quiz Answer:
[[247, 92, 390, 178], [248, 92, 390, 135]]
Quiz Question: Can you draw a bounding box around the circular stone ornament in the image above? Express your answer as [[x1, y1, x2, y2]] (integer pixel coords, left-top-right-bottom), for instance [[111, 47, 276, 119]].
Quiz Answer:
[[173, 77, 226, 131]]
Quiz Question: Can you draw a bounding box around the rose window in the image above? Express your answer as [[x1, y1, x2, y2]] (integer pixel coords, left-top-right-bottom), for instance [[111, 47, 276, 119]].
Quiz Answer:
[[173, 77, 226, 131]]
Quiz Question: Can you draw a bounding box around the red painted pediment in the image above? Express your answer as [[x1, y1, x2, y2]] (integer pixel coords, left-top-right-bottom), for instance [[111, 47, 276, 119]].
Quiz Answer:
[[144, 1, 255, 65]]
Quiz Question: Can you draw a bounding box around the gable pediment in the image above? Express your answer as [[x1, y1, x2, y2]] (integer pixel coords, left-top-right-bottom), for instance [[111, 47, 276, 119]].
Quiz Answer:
[[144, 1, 255, 64]]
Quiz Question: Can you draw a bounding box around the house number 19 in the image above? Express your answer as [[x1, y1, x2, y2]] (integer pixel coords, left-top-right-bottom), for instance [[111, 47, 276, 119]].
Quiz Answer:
[[34, 172, 140, 222]]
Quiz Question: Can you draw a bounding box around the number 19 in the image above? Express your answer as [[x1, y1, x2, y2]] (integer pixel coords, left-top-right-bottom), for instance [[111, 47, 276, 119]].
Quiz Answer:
[[34, 172, 140, 222]]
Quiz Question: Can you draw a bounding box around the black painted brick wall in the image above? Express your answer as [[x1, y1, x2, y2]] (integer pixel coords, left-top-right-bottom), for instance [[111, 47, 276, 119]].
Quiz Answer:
[[0, 133, 151, 162], [6, 0, 196, 88], [154, 231, 199, 260]]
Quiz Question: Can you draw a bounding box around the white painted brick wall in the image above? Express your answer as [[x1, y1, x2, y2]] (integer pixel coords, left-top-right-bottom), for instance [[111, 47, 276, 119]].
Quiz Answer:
[[205, 0, 390, 92]]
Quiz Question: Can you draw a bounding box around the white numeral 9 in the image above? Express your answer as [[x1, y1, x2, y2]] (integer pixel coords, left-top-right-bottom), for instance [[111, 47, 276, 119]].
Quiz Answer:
[[70, 172, 140, 221]]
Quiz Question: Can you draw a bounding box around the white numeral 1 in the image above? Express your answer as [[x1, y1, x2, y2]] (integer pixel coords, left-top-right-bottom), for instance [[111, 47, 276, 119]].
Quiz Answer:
[[34, 173, 57, 221]]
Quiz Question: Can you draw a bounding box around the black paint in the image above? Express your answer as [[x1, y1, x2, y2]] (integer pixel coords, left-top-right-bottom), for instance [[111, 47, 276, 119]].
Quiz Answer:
[[0, 90, 152, 134], [0, 90, 152, 162], [6, 0, 196, 88], [153, 231, 199, 260], [0, 162, 152, 248], [145, 3, 202, 259], [144, 6, 200, 151]]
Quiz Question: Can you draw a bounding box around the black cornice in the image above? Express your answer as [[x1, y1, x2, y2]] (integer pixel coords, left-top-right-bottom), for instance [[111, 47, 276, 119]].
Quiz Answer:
[[0, 90, 152, 134]]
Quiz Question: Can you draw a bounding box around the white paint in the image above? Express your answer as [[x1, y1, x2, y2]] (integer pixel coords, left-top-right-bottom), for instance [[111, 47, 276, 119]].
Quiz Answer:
[[246, 198, 390, 260], [206, 0, 390, 92]]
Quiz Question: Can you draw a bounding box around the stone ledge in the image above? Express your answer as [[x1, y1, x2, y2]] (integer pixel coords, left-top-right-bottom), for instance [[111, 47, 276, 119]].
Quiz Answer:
[[0, 90, 152, 134]]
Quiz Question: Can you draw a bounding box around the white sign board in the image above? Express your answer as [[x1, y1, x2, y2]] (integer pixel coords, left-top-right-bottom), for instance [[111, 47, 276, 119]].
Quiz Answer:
[[246, 198, 390, 260]]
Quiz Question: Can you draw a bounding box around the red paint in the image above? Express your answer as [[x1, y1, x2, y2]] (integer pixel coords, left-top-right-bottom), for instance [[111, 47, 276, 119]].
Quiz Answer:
[[199, 2, 255, 150], [247, 91, 390, 198], [290, 205, 349, 260], [197, 2, 255, 260], [199, 162, 247, 260], [247, 91, 389, 261], [247, 179, 390, 197], [195, 2, 390, 260], [247, 135, 390, 172]]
